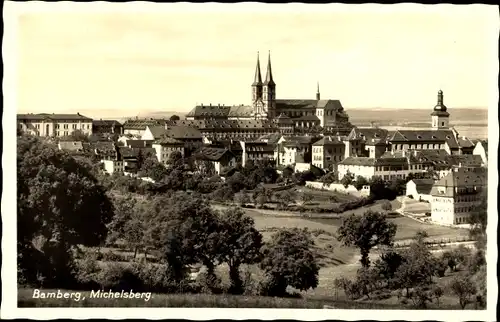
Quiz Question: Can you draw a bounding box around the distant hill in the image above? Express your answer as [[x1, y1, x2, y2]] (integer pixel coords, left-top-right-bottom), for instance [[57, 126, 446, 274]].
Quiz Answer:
[[347, 108, 488, 127]]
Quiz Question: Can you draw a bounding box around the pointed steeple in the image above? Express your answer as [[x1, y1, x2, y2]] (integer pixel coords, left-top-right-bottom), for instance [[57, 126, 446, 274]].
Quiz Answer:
[[252, 51, 262, 86], [316, 81, 320, 100], [264, 51, 275, 86]]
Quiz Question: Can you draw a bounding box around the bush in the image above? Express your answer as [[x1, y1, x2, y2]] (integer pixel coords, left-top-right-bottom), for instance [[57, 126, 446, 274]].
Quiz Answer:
[[138, 263, 189, 294], [193, 271, 224, 295], [74, 252, 101, 290], [96, 262, 144, 292]]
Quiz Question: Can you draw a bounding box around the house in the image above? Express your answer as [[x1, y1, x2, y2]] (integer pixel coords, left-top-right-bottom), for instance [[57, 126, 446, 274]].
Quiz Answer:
[[406, 179, 435, 202], [192, 147, 236, 175], [125, 139, 154, 149], [338, 152, 430, 182], [240, 141, 275, 167], [456, 136, 475, 154], [388, 128, 461, 155], [102, 159, 124, 175], [344, 127, 389, 158], [141, 125, 168, 141], [117, 146, 139, 174], [58, 141, 84, 153], [92, 119, 123, 135], [92, 141, 118, 160], [123, 119, 166, 136], [152, 137, 185, 166], [17, 113, 93, 137], [430, 167, 487, 225], [275, 135, 319, 167], [473, 140, 488, 165], [311, 135, 345, 171]]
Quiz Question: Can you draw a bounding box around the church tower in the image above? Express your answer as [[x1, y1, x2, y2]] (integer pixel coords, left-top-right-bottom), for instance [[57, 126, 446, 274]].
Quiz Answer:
[[316, 82, 321, 100], [252, 52, 263, 104], [431, 90, 450, 130], [263, 51, 276, 119]]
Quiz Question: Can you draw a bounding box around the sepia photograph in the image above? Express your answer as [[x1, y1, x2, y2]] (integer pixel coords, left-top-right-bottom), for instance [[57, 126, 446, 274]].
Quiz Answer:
[[2, 2, 498, 320]]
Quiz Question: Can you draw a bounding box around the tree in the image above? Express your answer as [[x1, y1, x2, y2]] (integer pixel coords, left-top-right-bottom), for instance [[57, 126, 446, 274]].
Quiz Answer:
[[448, 275, 477, 309], [216, 208, 263, 294], [381, 200, 393, 213], [468, 190, 487, 249], [169, 115, 180, 121], [17, 135, 114, 287], [260, 228, 319, 296], [298, 192, 314, 206], [337, 210, 397, 267], [320, 171, 337, 186], [374, 249, 405, 283], [394, 231, 437, 296], [432, 285, 444, 307], [167, 151, 184, 169], [234, 190, 251, 207], [353, 175, 369, 191], [340, 171, 354, 188]]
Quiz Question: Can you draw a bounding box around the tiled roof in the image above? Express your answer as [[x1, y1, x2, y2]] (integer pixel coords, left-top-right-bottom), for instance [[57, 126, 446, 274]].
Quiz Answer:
[[123, 119, 165, 130], [127, 140, 154, 148], [430, 167, 487, 197], [339, 157, 376, 166], [166, 126, 203, 140], [154, 137, 184, 145], [347, 127, 389, 142], [228, 105, 254, 117], [409, 179, 435, 194], [389, 129, 460, 149], [117, 146, 136, 158], [193, 147, 235, 162], [445, 154, 484, 167], [258, 133, 282, 144], [275, 99, 345, 111], [312, 136, 344, 146], [457, 137, 475, 148], [169, 119, 278, 130], [92, 119, 122, 126], [58, 141, 84, 152], [186, 105, 231, 118], [146, 125, 168, 139], [281, 135, 318, 145], [17, 113, 92, 121]]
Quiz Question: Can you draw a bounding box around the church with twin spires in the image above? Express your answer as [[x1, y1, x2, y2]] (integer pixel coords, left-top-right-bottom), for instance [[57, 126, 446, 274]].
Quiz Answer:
[[185, 52, 353, 131]]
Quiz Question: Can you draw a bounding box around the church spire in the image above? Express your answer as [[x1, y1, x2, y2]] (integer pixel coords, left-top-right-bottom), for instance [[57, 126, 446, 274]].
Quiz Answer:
[[316, 81, 320, 100], [252, 51, 262, 85], [264, 51, 275, 86]]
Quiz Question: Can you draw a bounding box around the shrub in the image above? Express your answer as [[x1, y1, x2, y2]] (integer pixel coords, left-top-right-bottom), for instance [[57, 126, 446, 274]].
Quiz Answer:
[[74, 252, 101, 289], [138, 263, 189, 294], [193, 271, 224, 295], [96, 262, 144, 292]]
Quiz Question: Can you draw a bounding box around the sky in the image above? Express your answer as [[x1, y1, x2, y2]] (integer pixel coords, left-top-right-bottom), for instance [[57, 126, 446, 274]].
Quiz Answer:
[[7, 3, 499, 117]]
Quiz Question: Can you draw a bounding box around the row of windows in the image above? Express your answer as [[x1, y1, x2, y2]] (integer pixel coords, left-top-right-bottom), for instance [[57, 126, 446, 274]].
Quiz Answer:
[[455, 216, 468, 224], [313, 147, 343, 154], [456, 207, 474, 213], [456, 195, 478, 203], [393, 143, 443, 150]]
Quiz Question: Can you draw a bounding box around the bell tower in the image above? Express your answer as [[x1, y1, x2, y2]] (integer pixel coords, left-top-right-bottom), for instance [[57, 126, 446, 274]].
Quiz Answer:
[[431, 90, 450, 130], [252, 52, 263, 104], [263, 51, 276, 119]]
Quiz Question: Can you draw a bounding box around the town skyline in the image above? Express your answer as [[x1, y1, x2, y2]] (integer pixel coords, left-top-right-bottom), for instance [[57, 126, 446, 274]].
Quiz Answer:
[[8, 3, 498, 114]]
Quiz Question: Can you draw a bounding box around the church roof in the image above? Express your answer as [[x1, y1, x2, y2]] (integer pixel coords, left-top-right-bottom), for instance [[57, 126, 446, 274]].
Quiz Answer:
[[275, 99, 344, 110]]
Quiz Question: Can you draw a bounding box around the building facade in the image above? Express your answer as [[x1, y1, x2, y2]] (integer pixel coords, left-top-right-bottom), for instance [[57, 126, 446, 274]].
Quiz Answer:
[[17, 113, 93, 137], [185, 52, 353, 132], [430, 167, 487, 225]]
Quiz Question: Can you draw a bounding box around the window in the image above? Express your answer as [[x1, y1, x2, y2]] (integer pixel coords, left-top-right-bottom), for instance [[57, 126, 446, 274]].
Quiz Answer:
[[72, 124, 77, 129]]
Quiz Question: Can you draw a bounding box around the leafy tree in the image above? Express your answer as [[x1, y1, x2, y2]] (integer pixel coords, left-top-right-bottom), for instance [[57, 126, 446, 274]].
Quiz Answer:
[[432, 285, 444, 307], [374, 249, 405, 282], [340, 171, 354, 188], [394, 231, 437, 296], [448, 275, 477, 309], [468, 190, 487, 249], [216, 208, 263, 294], [234, 190, 251, 207], [381, 200, 393, 213], [17, 135, 114, 287], [167, 151, 184, 169], [282, 166, 294, 181], [320, 171, 337, 186], [353, 175, 369, 191], [409, 286, 433, 309], [337, 210, 397, 267], [63, 129, 89, 142], [260, 228, 319, 296], [298, 192, 314, 206], [227, 172, 246, 193], [169, 115, 180, 121]]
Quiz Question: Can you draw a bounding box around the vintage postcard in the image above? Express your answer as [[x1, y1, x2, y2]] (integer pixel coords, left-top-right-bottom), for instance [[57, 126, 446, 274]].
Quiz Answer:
[[2, 1, 498, 320]]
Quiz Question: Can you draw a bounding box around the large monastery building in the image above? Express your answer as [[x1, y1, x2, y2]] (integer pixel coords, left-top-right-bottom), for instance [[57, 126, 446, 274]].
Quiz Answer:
[[185, 52, 352, 131]]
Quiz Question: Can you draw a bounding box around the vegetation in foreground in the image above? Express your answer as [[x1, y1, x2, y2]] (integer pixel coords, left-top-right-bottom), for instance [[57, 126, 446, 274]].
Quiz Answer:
[[17, 134, 487, 309]]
